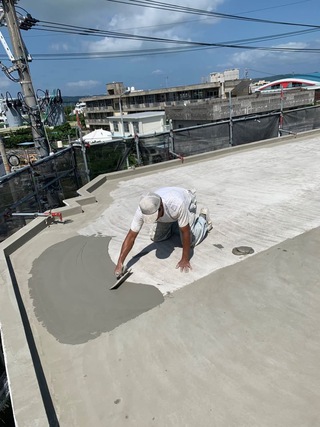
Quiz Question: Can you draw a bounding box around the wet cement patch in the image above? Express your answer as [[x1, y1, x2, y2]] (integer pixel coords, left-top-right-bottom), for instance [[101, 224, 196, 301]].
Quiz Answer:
[[29, 236, 164, 345]]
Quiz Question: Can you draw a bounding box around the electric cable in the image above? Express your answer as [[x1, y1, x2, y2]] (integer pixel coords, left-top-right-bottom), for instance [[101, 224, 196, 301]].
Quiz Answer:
[[4, 22, 316, 62], [7, 39, 320, 62], [105, 0, 320, 29], [15, 12, 318, 61]]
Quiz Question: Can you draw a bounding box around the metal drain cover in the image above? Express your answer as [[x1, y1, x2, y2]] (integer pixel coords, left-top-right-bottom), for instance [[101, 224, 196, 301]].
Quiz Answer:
[[232, 246, 254, 256]]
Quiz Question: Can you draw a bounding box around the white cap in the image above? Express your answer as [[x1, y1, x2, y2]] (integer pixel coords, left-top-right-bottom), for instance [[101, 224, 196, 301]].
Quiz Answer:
[[139, 192, 161, 223]]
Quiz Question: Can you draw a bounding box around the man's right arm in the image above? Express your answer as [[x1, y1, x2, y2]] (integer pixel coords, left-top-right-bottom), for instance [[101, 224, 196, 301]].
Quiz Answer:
[[114, 229, 138, 276]]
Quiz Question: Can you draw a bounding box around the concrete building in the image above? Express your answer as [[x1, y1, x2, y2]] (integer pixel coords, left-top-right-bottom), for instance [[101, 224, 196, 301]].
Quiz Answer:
[[108, 111, 168, 138], [81, 71, 320, 133], [209, 69, 240, 83], [209, 69, 240, 98], [166, 88, 318, 128], [81, 74, 243, 131]]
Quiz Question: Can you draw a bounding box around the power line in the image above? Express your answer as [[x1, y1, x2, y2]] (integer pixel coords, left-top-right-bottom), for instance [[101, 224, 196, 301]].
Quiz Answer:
[[235, 0, 313, 16], [102, 0, 315, 32], [10, 19, 318, 61], [34, 19, 320, 43], [1, 2, 318, 63], [105, 0, 320, 29], [1, 38, 319, 63], [22, 20, 320, 56]]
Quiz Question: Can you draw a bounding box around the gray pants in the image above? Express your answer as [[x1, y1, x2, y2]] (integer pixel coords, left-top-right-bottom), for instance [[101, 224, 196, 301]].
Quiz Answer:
[[149, 190, 208, 247], [150, 217, 208, 247]]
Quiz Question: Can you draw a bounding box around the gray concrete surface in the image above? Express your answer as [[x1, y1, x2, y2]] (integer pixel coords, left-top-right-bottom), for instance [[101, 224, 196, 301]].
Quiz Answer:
[[29, 235, 164, 345], [1, 131, 320, 426]]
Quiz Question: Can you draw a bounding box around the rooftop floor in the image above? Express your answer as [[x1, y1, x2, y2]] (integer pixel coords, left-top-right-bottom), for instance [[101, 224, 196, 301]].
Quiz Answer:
[[1, 131, 320, 426]]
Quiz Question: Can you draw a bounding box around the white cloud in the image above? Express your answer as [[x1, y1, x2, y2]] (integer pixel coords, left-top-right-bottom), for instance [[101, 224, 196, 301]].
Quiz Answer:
[[108, 0, 218, 30], [231, 41, 318, 68], [152, 69, 164, 75], [84, 37, 143, 53], [22, 0, 224, 53], [66, 80, 100, 89], [97, 0, 223, 51], [22, 0, 222, 27], [50, 43, 70, 52]]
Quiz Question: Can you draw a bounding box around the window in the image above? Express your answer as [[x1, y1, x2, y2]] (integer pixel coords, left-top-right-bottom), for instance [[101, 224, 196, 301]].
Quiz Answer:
[[113, 121, 119, 132], [133, 121, 139, 134], [124, 122, 129, 133]]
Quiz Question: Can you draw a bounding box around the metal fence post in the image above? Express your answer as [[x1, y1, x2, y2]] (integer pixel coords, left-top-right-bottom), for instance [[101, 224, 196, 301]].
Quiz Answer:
[[78, 127, 90, 183], [229, 91, 233, 147]]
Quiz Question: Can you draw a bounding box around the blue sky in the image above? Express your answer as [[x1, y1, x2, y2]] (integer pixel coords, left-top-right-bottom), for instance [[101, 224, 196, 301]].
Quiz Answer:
[[0, 0, 319, 97]]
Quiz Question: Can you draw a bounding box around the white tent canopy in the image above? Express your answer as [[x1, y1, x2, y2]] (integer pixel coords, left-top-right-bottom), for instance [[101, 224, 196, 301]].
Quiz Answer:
[[82, 128, 112, 144]]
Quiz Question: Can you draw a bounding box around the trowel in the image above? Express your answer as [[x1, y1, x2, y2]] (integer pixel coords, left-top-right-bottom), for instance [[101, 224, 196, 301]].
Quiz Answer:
[[109, 267, 133, 290]]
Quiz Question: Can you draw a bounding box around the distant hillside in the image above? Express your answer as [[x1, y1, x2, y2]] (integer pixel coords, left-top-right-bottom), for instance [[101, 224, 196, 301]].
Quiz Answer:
[[62, 94, 107, 105], [62, 96, 87, 106]]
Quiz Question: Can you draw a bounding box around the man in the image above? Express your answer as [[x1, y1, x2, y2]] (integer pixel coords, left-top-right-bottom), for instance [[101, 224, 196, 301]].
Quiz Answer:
[[114, 187, 212, 275]]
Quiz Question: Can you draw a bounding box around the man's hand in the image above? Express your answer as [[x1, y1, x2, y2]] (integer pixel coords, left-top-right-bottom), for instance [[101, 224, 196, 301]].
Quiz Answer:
[[114, 262, 123, 277], [177, 224, 192, 272], [114, 229, 138, 277], [176, 258, 192, 273]]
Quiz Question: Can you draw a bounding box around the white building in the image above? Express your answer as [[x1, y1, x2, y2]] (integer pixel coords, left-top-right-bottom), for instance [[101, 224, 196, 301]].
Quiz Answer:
[[209, 69, 240, 98], [72, 102, 86, 115], [108, 111, 168, 138], [209, 69, 240, 83]]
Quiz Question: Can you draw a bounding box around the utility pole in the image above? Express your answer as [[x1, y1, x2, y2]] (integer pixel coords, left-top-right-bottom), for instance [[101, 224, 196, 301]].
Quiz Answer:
[[1, 0, 50, 157], [0, 136, 11, 173]]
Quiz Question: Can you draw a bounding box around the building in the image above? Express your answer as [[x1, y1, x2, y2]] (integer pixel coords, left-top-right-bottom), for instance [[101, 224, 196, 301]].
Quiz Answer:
[[108, 111, 168, 138], [249, 72, 320, 93], [165, 88, 317, 129], [253, 73, 320, 94], [81, 71, 243, 131], [209, 69, 240, 98], [84, 70, 320, 132]]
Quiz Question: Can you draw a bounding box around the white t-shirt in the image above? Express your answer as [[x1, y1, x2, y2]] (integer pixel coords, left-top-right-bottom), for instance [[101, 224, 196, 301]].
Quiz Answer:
[[130, 187, 195, 233]]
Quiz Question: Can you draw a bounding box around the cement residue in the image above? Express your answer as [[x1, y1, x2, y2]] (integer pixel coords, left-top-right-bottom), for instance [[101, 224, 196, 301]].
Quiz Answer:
[[29, 236, 164, 345]]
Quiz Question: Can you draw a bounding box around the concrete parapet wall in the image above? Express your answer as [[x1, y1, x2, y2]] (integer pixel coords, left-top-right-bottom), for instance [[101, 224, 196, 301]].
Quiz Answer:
[[0, 218, 51, 426], [166, 90, 315, 123]]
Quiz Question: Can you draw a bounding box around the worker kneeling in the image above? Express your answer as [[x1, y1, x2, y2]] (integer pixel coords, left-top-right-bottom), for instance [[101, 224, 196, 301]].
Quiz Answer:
[[114, 186, 212, 275]]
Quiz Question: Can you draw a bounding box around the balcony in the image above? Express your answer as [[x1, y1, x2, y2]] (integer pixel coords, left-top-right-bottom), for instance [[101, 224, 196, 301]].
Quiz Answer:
[[86, 106, 114, 112]]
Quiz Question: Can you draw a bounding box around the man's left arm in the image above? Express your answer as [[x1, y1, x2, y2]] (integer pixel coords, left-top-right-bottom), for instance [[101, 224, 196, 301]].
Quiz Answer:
[[176, 224, 192, 272]]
